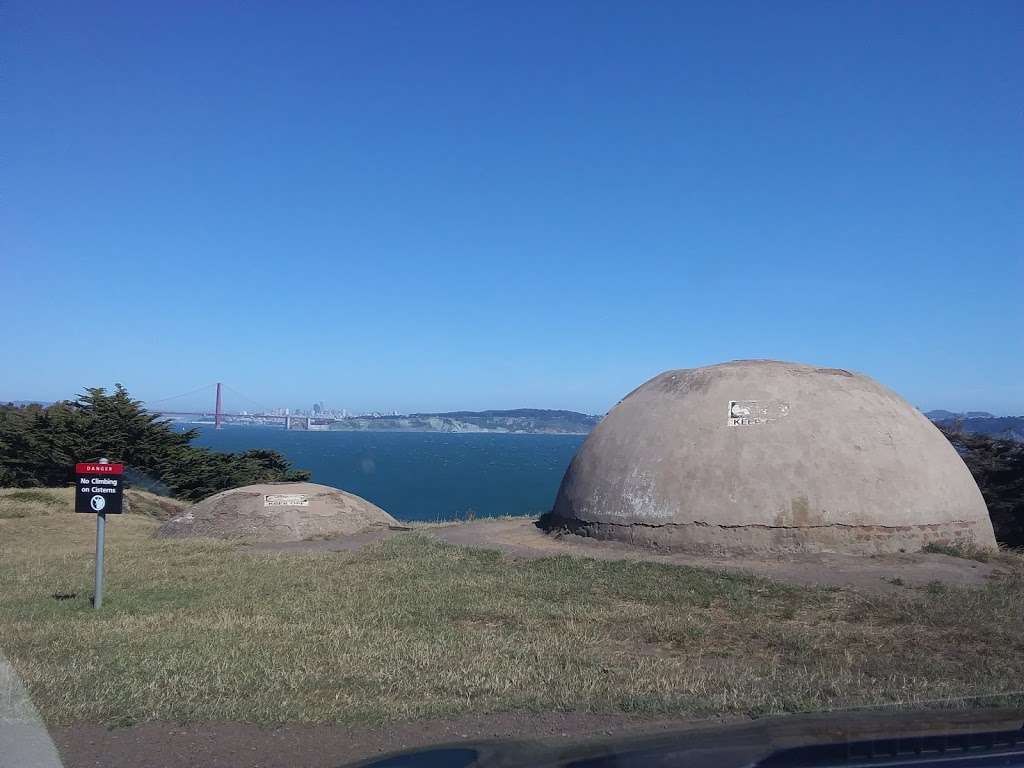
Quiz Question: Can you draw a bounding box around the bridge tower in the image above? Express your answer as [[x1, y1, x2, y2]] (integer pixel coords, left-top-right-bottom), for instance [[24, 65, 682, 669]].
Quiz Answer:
[[215, 382, 223, 430]]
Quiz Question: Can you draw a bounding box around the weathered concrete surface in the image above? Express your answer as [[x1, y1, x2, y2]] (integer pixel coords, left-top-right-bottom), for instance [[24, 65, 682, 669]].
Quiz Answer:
[[0, 655, 64, 768], [155, 482, 397, 543], [547, 360, 996, 554]]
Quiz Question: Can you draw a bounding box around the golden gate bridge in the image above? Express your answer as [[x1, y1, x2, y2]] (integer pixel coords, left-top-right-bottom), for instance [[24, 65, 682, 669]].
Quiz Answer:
[[145, 383, 338, 430]]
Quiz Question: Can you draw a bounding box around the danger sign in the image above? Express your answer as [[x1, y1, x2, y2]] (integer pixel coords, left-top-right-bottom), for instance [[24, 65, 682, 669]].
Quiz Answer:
[[75, 463, 124, 514]]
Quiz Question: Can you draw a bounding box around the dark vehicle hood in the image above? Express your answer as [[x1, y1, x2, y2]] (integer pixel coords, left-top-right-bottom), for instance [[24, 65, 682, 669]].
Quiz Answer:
[[346, 708, 1024, 768]]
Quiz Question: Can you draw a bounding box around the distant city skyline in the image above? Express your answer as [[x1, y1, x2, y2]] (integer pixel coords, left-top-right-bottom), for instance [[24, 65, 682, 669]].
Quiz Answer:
[[2, 388, 1019, 419], [3, 3, 1022, 415]]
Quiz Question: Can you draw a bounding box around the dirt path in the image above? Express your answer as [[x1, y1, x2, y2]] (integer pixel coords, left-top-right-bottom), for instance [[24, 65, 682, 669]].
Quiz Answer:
[[252, 518, 1004, 594], [53, 713, 713, 768]]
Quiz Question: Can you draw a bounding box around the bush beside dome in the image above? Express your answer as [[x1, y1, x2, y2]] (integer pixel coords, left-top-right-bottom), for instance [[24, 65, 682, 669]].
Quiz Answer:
[[546, 360, 997, 555], [156, 482, 397, 543]]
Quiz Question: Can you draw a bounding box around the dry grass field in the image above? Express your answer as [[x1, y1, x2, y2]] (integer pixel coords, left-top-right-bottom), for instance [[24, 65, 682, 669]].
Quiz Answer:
[[1, 488, 1022, 727]]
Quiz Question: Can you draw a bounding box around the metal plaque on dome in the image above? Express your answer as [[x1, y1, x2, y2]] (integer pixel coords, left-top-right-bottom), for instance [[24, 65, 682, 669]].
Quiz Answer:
[[264, 494, 309, 507], [727, 400, 791, 426]]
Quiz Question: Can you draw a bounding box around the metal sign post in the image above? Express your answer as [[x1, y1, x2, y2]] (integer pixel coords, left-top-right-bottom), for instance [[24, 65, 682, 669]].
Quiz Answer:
[[74, 459, 124, 609], [94, 504, 106, 609]]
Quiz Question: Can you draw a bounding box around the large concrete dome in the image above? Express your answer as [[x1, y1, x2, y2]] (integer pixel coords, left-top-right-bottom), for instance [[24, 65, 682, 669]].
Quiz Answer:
[[156, 482, 397, 543], [549, 361, 996, 554]]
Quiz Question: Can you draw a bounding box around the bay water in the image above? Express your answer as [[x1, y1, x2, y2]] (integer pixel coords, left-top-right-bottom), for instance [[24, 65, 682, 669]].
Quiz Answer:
[[181, 425, 584, 522]]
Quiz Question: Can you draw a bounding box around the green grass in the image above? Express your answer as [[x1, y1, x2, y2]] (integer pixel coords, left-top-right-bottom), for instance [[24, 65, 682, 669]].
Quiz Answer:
[[1, 502, 1023, 727], [0, 489, 67, 518], [921, 541, 1006, 563]]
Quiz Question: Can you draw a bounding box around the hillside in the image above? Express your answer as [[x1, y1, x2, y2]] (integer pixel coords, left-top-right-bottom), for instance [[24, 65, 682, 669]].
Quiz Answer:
[[328, 409, 601, 434], [926, 411, 1024, 442], [937, 427, 1024, 547], [0, 486, 186, 521]]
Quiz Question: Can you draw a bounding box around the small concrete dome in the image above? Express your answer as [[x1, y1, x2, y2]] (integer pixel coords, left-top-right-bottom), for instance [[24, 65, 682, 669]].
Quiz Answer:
[[548, 360, 996, 554], [156, 482, 396, 542]]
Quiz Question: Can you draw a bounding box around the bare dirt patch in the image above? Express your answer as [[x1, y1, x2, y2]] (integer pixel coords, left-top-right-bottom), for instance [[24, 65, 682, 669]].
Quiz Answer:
[[52, 713, 709, 768]]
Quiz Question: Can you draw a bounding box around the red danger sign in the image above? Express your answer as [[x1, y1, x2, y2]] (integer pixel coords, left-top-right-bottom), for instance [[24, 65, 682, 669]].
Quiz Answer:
[[75, 463, 124, 475]]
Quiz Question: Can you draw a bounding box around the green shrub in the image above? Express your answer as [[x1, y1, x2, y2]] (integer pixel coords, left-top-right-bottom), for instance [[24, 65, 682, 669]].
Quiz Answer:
[[0, 386, 309, 502]]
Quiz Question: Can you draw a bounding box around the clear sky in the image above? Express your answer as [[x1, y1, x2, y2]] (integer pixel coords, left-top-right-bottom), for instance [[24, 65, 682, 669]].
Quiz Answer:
[[3, 2, 1022, 415]]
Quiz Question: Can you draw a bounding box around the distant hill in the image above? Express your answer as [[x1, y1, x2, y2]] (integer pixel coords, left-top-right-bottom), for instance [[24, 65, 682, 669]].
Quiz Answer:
[[925, 410, 959, 421], [329, 409, 601, 434], [926, 411, 1024, 443]]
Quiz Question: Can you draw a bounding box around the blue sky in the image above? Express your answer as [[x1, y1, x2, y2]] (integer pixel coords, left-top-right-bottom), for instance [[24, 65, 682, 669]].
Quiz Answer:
[[3, 2, 1022, 415]]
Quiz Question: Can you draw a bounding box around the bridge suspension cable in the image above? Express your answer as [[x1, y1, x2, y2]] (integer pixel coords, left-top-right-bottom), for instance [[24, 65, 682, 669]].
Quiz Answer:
[[144, 383, 217, 407], [221, 384, 270, 414], [144, 382, 279, 422]]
